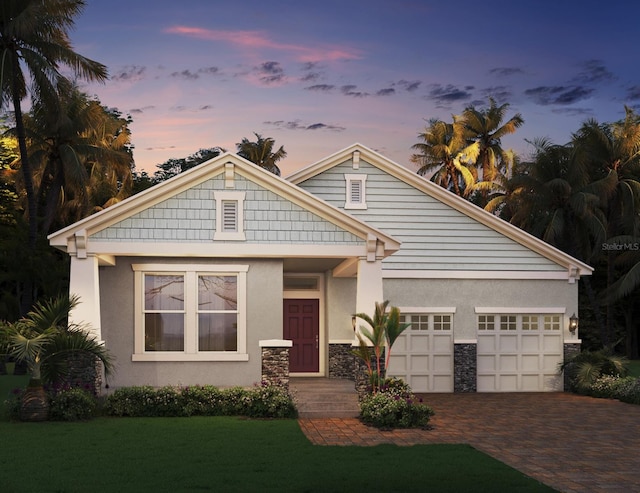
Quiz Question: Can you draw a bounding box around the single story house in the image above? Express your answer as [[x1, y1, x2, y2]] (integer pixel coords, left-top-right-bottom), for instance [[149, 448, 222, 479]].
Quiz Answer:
[[48, 144, 592, 392]]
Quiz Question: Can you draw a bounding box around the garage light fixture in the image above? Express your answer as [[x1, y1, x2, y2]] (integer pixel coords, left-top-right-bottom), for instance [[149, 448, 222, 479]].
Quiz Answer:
[[569, 313, 579, 333]]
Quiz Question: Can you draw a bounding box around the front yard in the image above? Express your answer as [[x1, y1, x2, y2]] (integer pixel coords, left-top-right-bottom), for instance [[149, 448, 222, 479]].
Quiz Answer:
[[0, 376, 555, 493]]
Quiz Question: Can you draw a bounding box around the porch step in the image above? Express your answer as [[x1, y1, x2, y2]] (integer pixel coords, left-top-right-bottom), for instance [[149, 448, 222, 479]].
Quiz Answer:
[[290, 378, 360, 418]]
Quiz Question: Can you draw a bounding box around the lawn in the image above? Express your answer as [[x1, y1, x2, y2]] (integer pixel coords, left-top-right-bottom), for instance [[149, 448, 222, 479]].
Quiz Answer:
[[0, 376, 555, 493]]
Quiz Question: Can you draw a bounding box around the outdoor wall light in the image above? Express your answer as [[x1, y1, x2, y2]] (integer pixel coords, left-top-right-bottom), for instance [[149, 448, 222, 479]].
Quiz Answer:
[[569, 313, 579, 333], [352, 316, 357, 331]]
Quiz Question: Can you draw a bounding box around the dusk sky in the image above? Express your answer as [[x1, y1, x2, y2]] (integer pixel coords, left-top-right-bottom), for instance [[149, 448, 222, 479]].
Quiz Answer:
[[72, 0, 640, 175]]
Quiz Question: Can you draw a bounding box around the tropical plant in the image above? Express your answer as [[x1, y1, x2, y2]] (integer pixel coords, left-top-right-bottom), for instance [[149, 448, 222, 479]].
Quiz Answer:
[[352, 301, 410, 392], [462, 98, 524, 207], [0, 0, 108, 314], [13, 87, 134, 233], [411, 118, 479, 197], [7, 294, 112, 384], [560, 344, 629, 393], [5, 293, 113, 420], [236, 133, 286, 176]]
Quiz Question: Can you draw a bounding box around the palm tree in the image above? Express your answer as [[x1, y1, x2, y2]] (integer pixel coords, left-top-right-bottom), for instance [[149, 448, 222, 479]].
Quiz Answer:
[[6, 294, 113, 420], [236, 133, 287, 176], [463, 98, 524, 206], [19, 87, 133, 233], [411, 118, 479, 197], [572, 107, 640, 348], [0, 0, 108, 314]]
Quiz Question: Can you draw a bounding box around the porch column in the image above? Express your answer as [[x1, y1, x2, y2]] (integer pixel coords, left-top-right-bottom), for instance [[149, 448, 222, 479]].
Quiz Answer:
[[355, 257, 383, 317], [68, 255, 102, 341]]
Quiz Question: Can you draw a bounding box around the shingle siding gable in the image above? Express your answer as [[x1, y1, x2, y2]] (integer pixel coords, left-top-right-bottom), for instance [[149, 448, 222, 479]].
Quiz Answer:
[[91, 175, 362, 245], [297, 159, 565, 272]]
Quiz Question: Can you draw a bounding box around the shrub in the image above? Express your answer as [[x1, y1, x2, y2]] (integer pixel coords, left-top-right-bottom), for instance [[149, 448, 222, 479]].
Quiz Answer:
[[3, 387, 24, 421], [359, 380, 433, 429], [49, 387, 97, 421], [587, 375, 635, 399], [104, 384, 297, 419], [618, 378, 640, 405], [561, 346, 629, 393]]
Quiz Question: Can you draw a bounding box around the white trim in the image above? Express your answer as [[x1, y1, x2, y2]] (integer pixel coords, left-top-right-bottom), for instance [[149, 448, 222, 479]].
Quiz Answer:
[[564, 339, 582, 344], [344, 173, 367, 209], [132, 353, 250, 362], [329, 339, 357, 344], [259, 339, 293, 348], [475, 307, 566, 314], [132, 263, 249, 360], [85, 242, 368, 258], [397, 306, 457, 314], [382, 270, 569, 280], [454, 339, 478, 344], [214, 191, 246, 241]]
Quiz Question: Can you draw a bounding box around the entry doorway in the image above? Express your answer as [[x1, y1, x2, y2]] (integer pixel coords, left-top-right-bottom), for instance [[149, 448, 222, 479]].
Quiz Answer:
[[283, 299, 320, 372]]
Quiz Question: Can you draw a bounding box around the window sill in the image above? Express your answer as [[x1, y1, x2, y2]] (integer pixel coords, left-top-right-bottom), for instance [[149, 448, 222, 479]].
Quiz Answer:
[[132, 353, 250, 362]]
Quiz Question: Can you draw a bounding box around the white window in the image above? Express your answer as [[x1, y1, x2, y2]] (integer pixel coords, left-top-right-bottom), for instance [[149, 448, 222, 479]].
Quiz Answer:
[[400, 313, 453, 331], [477, 314, 562, 332], [132, 264, 249, 361], [344, 174, 367, 209], [214, 191, 245, 240]]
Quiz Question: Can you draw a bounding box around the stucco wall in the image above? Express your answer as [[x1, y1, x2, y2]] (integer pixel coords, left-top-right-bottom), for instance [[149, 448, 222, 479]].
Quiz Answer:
[[99, 257, 283, 388], [325, 276, 357, 342], [383, 278, 578, 340]]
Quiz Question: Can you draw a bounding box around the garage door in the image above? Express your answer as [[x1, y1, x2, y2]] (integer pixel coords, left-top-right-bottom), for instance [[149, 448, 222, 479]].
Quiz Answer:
[[477, 314, 563, 392], [387, 313, 453, 392]]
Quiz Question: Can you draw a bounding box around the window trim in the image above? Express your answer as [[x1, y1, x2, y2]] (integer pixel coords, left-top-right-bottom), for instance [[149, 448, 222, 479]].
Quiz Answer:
[[132, 263, 249, 361], [214, 191, 246, 241], [344, 174, 367, 209]]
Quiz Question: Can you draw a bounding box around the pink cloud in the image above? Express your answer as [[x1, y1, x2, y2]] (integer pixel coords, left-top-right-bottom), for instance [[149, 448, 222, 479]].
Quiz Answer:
[[165, 26, 362, 63]]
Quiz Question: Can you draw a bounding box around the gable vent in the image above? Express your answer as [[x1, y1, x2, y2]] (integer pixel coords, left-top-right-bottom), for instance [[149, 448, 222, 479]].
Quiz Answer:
[[350, 180, 363, 203], [222, 200, 238, 232]]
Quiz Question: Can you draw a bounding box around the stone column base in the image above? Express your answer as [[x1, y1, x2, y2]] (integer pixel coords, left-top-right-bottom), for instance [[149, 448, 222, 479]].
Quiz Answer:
[[454, 340, 477, 393]]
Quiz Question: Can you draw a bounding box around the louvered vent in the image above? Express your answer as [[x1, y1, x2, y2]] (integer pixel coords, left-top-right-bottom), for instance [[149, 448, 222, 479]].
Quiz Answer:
[[350, 180, 362, 203], [221, 200, 238, 232]]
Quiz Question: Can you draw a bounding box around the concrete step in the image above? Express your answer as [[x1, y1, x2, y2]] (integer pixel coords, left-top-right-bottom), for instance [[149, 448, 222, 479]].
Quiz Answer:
[[290, 378, 360, 418]]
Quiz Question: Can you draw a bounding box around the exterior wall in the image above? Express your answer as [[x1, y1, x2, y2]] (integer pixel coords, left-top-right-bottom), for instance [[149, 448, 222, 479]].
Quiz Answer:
[[99, 256, 283, 388], [454, 343, 477, 392], [383, 278, 578, 341], [91, 175, 362, 246], [299, 159, 565, 272], [325, 276, 357, 342]]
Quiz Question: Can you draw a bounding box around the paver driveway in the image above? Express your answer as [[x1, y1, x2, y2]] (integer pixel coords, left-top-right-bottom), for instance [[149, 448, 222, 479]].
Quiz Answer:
[[298, 393, 640, 493]]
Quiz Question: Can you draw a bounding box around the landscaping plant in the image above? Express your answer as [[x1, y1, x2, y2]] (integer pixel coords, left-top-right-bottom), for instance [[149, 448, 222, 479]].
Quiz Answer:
[[561, 343, 629, 393], [352, 300, 410, 392], [3, 294, 113, 421]]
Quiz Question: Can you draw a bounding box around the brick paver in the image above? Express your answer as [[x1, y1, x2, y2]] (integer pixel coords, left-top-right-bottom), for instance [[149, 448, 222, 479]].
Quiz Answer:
[[298, 393, 640, 493]]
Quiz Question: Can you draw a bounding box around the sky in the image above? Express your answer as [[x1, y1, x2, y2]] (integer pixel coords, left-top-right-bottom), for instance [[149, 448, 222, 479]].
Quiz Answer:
[[71, 0, 640, 176]]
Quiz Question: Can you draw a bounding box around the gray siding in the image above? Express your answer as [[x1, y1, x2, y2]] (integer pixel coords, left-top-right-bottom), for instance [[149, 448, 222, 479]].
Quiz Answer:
[[91, 174, 362, 245], [299, 159, 564, 272]]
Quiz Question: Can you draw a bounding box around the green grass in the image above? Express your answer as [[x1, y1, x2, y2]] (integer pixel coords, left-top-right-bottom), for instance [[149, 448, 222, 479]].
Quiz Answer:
[[628, 360, 640, 378], [0, 377, 556, 493]]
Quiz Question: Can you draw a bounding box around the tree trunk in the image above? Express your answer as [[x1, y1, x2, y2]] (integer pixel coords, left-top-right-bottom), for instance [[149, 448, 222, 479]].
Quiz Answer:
[[11, 60, 38, 316], [20, 384, 49, 422]]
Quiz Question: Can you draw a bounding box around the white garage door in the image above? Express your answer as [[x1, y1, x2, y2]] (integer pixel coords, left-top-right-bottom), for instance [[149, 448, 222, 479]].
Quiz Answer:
[[387, 313, 453, 392], [477, 314, 563, 392]]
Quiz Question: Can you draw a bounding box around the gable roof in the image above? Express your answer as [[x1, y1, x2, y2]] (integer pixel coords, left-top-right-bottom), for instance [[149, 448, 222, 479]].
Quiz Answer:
[[287, 143, 593, 278], [48, 152, 400, 257]]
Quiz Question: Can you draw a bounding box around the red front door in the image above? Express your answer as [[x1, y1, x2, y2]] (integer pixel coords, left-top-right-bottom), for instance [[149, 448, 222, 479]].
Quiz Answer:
[[283, 299, 319, 373]]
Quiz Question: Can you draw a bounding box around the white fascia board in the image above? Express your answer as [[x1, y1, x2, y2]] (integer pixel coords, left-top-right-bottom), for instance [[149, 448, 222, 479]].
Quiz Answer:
[[82, 241, 369, 259], [382, 270, 575, 281], [287, 143, 593, 277]]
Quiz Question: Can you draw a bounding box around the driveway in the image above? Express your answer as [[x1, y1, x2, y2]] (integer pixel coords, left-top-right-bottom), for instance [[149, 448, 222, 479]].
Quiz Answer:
[[298, 392, 640, 493]]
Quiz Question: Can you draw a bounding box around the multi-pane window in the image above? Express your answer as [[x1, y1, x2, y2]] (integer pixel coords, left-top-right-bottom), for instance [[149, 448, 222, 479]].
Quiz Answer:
[[198, 275, 238, 351], [500, 315, 517, 331], [477, 313, 562, 331], [400, 314, 452, 331], [133, 264, 248, 361], [144, 275, 185, 351], [544, 315, 561, 331], [478, 315, 495, 331]]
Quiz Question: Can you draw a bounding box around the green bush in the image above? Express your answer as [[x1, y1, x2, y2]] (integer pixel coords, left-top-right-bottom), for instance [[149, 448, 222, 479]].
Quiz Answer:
[[618, 378, 640, 405], [360, 380, 434, 429], [104, 384, 297, 419], [49, 388, 97, 421], [3, 387, 23, 421]]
